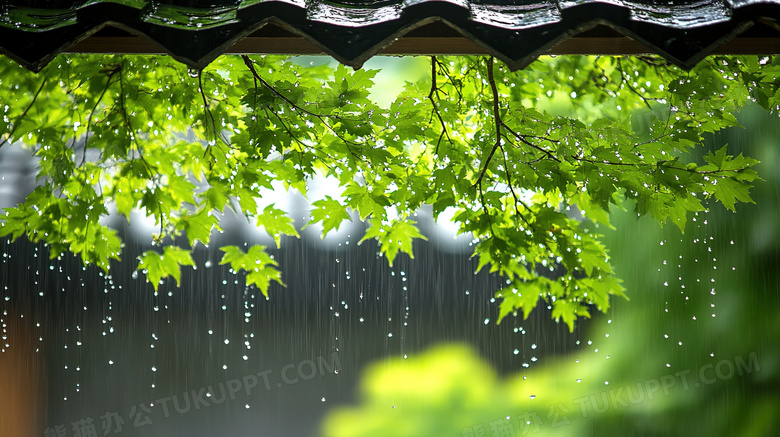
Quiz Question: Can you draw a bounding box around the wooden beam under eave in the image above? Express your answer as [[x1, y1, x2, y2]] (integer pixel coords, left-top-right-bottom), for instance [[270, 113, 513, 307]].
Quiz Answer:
[[64, 35, 780, 57]]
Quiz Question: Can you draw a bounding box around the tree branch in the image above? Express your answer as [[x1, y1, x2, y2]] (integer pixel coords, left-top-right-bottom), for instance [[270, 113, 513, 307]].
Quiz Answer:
[[0, 77, 46, 149], [197, 72, 230, 161], [472, 57, 536, 232], [617, 58, 653, 111], [241, 55, 366, 162], [82, 67, 119, 166], [427, 56, 454, 156], [501, 122, 561, 163]]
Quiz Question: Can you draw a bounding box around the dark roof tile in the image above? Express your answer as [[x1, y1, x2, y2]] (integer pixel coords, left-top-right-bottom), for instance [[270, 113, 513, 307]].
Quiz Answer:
[[1, 0, 779, 71]]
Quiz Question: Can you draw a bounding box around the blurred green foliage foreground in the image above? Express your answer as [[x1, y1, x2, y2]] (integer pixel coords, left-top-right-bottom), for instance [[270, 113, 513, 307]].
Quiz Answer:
[[321, 103, 779, 437]]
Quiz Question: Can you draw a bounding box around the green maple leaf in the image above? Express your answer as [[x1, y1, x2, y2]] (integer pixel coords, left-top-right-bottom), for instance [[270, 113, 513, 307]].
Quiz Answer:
[[178, 208, 220, 247], [712, 178, 754, 211], [551, 299, 591, 333], [205, 181, 231, 212], [360, 218, 427, 266], [306, 196, 351, 238], [703, 145, 729, 168], [219, 244, 283, 297], [496, 281, 543, 323], [246, 266, 284, 298], [91, 226, 122, 270], [256, 204, 299, 248], [219, 245, 247, 272], [575, 192, 614, 229], [113, 178, 139, 219], [343, 183, 389, 221], [138, 246, 194, 290]]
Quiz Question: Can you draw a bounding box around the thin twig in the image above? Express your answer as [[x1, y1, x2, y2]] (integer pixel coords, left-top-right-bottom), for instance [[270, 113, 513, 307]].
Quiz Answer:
[[118, 64, 165, 237], [617, 58, 653, 111], [474, 57, 503, 188], [477, 180, 495, 239], [433, 58, 463, 104], [501, 123, 561, 163], [475, 57, 534, 230], [82, 68, 119, 166], [241, 55, 365, 161], [198, 72, 223, 160], [475, 142, 500, 188], [427, 56, 454, 155], [498, 141, 533, 229], [264, 107, 336, 170]]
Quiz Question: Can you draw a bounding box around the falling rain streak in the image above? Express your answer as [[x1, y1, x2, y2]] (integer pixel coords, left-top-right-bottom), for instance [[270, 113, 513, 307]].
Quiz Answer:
[[658, 201, 730, 369], [0, 194, 586, 434]]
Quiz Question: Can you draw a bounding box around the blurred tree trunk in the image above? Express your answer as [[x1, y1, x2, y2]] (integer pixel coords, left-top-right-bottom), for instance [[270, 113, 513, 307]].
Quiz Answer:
[[0, 310, 43, 437]]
